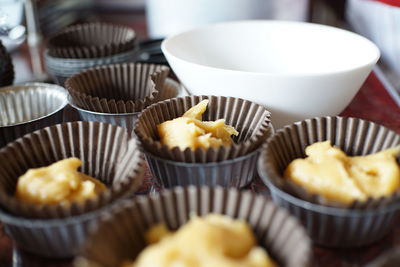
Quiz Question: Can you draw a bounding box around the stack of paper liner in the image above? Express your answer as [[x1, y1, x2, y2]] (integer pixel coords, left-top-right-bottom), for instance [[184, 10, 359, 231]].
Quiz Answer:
[[47, 22, 137, 59]]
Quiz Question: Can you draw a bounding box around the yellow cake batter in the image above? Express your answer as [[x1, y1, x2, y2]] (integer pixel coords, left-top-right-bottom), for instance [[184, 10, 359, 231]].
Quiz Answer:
[[15, 157, 106, 205], [157, 100, 239, 150], [126, 214, 276, 267], [284, 141, 400, 205]]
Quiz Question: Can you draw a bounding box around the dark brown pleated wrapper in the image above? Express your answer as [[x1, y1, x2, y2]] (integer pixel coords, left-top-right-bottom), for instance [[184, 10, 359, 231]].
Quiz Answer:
[[0, 83, 67, 148], [68, 78, 187, 136], [76, 186, 312, 267], [66, 63, 170, 113], [135, 95, 273, 163], [258, 116, 400, 247], [0, 121, 145, 219], [47, 22, 136, 59]]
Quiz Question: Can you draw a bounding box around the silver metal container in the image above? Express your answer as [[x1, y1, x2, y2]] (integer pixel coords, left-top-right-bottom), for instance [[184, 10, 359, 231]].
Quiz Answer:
[[0, 83, 67, 147], [69, 101, 139, 135], [145, 148, 260, 188], [45, 48, 139, 85]]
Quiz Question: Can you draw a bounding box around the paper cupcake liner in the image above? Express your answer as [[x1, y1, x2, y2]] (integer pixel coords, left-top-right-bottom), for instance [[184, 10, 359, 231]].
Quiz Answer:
[[0, 83, 67, 148], [66, 63, 170, 113], [47, 22, 137, 59], [135, 95, 273, 163], [0, 199, 124, 258], [145, 147, 260, 188], [45, 48, 139, 86], [258, 116, 400, 247], [0, 121, 145, 219], [68, 78, 186, 136], [77, 186, 312, 267]]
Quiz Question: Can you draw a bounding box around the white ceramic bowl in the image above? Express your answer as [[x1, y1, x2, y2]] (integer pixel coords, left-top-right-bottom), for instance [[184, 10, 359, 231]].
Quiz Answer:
[[162, 20, 380, 128]]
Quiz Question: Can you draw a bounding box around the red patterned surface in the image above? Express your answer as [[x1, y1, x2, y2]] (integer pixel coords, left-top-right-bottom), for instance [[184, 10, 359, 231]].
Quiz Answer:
[[372, 0, 400, 7], [340, 72, 400, 133]]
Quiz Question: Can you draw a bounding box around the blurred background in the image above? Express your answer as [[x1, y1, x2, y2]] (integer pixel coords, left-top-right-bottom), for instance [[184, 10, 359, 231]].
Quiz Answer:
[[0, 0, 399, 103]]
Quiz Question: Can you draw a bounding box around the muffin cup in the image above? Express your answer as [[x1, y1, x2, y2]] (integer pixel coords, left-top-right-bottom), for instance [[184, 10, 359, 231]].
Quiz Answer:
[[47, 22, 137, 59], [76, 186, 312, 267], [0, 200, 123, 258], [65, 63, 170, 113], [67, 79, 184, 136], [135, 95, 273, 163], [0, 83, 67, 148], [68, 99, 139, 136], [146, 147, 260, 188], [0, 121, 145, 219], [258, 116, 400, 247]]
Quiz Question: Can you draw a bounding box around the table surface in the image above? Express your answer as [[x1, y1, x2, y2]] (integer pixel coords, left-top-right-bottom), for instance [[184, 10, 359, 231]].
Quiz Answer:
[[1, 10, 400, 267]]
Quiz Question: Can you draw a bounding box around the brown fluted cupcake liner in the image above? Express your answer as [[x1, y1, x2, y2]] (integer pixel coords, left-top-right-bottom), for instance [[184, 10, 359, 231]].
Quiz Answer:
[[135, 95, 273, 163], [260, 116, 400, 209], [0, 83, 67, 148], [68, 78, 188, 136], [66, 63, 170, 113], [258, 116, 400, 247], [0, 121, 145, 219], [77, 186, 312, 267], [47, 22, 137, 59]]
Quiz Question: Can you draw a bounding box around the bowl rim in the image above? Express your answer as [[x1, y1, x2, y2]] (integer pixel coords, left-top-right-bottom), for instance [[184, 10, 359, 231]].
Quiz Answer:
[[257, 115, 400, 217], [0, 82, 68, 128], [162, 20, 381, 77]]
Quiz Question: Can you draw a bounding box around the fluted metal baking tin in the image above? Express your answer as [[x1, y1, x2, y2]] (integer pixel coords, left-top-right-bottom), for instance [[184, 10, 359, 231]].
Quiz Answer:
[[0, 83, 67, 147], [145, 148, 261, 188]]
